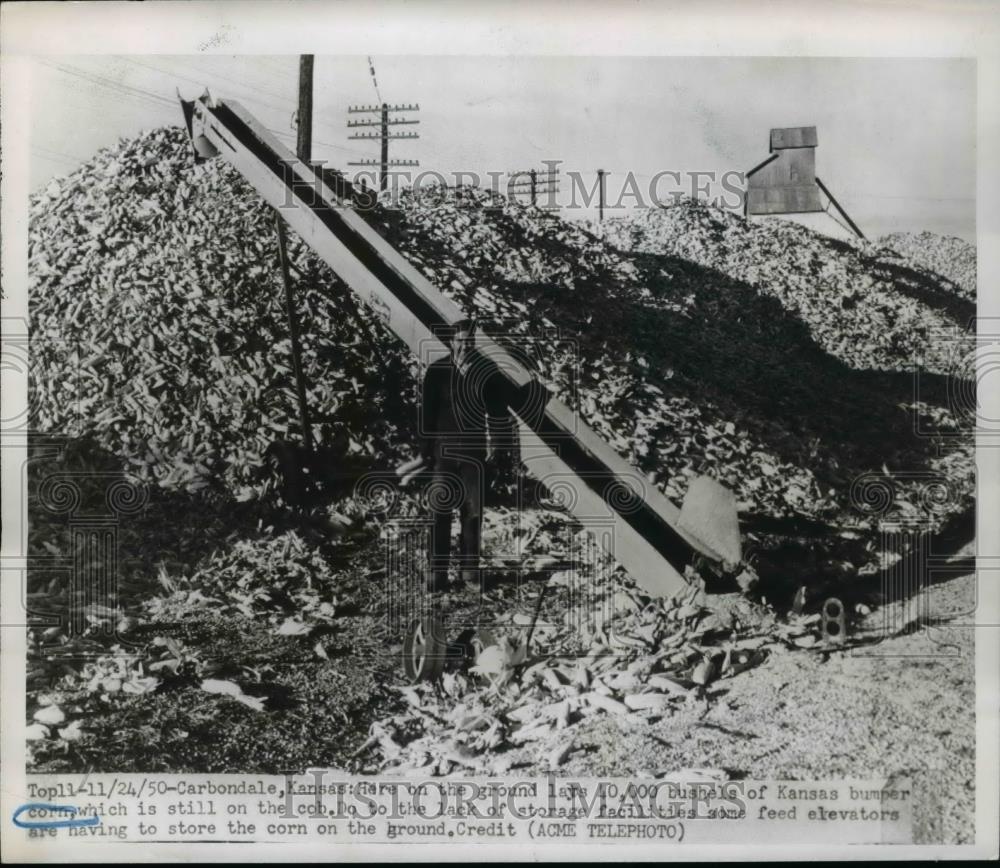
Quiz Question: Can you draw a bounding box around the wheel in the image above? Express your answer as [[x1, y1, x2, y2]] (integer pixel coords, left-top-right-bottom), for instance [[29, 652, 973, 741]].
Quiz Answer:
[[403, 616, 449, 682]]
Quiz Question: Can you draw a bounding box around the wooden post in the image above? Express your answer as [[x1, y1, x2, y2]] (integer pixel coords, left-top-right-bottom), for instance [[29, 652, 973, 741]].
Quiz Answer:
[[275, 214, 314, 451], [297, 55, 314, 163], [597, 169, 606, 221], [530, 168, 537, 207]]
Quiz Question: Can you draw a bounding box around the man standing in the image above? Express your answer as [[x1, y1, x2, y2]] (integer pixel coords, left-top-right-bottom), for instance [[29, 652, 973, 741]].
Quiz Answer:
[[420, 319, 515, 592]]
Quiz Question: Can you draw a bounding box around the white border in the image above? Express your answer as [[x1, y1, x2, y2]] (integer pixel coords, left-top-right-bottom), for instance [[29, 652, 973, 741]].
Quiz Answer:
[[2, 0, 998, 861]]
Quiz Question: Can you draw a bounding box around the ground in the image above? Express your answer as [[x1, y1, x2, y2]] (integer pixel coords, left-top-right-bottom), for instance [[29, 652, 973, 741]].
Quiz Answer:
[[25, 439, 977, 844], [22, 122, 982, 851], [547, 574, 976, 844]]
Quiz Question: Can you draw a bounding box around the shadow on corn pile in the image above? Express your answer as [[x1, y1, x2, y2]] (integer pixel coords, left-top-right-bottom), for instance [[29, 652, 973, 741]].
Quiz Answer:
[[25, 435, 409, 773], [24, 137, 976, 772], [742, 501, 975, 616]]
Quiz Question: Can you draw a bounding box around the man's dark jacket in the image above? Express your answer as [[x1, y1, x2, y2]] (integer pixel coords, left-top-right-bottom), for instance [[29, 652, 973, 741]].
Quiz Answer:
[[420, 357, 515, 463]]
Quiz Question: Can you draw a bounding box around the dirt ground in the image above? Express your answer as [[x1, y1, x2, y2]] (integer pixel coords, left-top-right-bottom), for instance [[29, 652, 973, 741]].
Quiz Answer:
[[546, 573, 977, 844], [26, 440, 978, 845]]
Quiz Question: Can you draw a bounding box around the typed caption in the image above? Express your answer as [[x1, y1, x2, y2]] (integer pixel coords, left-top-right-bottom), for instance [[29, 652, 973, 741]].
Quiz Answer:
[[14, 774, 912, 846]]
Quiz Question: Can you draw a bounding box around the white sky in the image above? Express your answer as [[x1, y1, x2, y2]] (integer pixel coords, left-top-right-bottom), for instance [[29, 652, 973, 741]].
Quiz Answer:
[[30, 55, 976, 241]]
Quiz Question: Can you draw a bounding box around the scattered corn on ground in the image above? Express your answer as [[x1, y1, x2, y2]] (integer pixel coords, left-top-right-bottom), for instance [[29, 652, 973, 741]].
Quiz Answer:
[[25, 128, 976, 842]]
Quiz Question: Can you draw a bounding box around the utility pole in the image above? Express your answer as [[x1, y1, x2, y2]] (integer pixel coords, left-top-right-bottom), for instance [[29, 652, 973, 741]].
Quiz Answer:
[[347, 103, 420, 192], [507, 166, 560, 209], [597, 169, 606, 221], [380, 104, 389, 192], [272, 54, 317, 456], [296, 55, 314, 163]]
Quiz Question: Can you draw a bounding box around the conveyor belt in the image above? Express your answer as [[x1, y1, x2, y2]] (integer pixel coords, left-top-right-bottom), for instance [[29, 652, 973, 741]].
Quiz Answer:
[[180, 91, 743, 597]]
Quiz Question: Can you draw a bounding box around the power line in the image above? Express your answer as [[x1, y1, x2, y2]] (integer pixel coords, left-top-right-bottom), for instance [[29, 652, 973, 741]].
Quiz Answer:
[[32, 148, 80, 169], [119, 56, 292, 117], [40, 61, 175, 107], [38, 61, 177, 113], [256, 57, 295, 75], [268, 128, 369, 159], [32, 143, 88, 163], [366, 56, 383, 105], [44, 59, 368, 163], [118, 57, 360, 153], [179, 57, 295, 105], [120, 56, 354, 143]]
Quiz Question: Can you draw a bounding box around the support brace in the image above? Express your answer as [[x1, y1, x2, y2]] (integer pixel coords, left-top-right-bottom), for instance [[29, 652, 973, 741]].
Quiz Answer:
[[815, 176, 866, 240]]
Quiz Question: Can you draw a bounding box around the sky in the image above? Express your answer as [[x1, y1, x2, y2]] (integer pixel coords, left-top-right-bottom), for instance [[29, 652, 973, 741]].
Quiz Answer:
[[30, 55, 976, 241]]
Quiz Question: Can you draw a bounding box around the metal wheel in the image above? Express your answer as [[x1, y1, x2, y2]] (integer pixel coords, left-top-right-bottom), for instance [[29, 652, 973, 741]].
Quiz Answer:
[[403, 616, 448, 682]]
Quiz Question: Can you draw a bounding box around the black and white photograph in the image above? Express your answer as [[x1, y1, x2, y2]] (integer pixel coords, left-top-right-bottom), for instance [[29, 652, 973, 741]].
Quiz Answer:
[[2, 0, 998, 861]]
